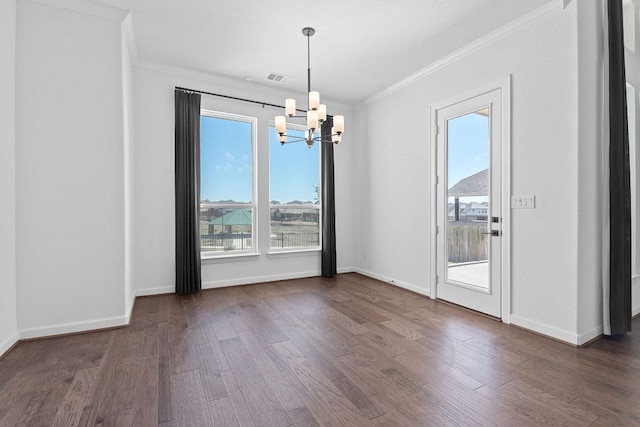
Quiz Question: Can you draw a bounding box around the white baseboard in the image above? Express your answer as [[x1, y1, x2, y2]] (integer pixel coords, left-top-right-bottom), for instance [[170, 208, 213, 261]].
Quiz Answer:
[[136, 286, 174, 297], [577, 325, 604, 345], [203, 270, 321, 289], [6, 269, 416, 347], [510, 314, 583, 345], [0, 332, 19, 358], [354, 268, 431, 298], [633, 304, 640, 318], [125, 292, 136, 325], [18, 315, 129, 340], [136, 269, 357, 297]]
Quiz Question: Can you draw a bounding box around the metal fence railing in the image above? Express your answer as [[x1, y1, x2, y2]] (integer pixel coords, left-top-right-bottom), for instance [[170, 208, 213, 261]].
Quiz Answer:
[[200, 233, 251, 252], [270, 232, 319, 249], [200, 232, 320, 252]]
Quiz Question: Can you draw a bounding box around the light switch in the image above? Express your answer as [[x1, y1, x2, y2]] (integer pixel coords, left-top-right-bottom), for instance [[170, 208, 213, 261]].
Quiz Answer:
[[511, 195, 535, 209]]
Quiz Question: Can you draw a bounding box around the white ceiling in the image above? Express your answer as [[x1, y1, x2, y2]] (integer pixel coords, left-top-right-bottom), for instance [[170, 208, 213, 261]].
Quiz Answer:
[[96, 0, 554, 105]]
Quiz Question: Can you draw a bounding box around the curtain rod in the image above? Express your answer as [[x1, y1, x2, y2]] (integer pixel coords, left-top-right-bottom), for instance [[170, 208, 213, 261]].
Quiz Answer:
[[175, 86, 307, 113]]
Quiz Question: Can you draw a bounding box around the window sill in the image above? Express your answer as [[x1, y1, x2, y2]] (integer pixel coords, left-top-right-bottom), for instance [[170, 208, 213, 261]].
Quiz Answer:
[[201, 252, 260, 262], [267, 248, 321, 257]]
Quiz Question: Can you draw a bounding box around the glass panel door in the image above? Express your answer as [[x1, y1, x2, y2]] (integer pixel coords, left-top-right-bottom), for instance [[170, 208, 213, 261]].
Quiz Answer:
[[446, 109, 490, 290], [435, 88, 502, 318]]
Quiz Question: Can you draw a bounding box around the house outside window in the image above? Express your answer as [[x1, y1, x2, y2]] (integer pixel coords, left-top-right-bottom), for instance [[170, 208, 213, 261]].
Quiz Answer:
[[200, 110, 256, 256]]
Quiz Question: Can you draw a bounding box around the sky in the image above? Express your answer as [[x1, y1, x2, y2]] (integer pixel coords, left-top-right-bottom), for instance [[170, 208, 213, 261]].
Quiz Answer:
[[268, 127, 320, 204], [200, 116, 319, 204], [447, 111, 489, 204], [200, 112, 487, 204], [447, 112, 489, 187]]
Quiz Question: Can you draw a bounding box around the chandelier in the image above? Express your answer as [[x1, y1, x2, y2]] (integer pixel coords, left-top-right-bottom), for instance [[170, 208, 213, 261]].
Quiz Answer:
[[274, 27, 344, 147]]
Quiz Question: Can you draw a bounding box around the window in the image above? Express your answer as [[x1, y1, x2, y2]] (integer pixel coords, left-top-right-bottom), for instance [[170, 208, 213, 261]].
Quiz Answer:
[[269, 125, 321, 250], [200, 111, 256, 255]]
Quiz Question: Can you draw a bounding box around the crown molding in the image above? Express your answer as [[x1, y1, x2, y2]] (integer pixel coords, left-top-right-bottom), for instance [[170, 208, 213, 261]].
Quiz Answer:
[[23, 0, 129, 22], [359, 0, 564, 107]]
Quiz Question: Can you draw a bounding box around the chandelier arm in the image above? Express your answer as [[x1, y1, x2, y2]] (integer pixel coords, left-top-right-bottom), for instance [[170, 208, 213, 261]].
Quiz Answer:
[[282, 138, 338, 145], [280, 135, 309, 144], [306, 134, 342, 142]]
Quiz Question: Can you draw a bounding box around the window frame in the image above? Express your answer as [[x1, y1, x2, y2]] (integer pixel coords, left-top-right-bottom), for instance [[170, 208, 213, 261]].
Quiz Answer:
[[268, 121, 322, 253], [200, 109, 258, 258]]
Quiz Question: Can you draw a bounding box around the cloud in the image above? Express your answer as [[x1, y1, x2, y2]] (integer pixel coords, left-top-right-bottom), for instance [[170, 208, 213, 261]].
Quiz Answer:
[[473, 153, 488, 162], [224, 163, 233, 172], [214, 164, 221, 172], [225, 152, 235, 161]]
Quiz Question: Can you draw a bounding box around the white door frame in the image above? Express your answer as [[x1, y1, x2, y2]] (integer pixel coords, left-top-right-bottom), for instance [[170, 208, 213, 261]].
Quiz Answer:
[[429, 76, 512, 323]]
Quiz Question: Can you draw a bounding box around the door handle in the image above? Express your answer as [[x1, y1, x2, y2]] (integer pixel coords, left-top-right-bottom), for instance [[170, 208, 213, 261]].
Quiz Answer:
[[482, 230, 501, 236]]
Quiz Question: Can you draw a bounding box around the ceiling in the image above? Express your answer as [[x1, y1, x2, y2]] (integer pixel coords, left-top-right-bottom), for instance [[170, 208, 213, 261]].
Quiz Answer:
[[95, 0, 555, 105]]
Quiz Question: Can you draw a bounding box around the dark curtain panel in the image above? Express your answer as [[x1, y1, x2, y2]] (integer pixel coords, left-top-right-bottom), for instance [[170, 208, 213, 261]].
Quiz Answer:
[[321, 118, 337, 277], [608, 0, 632, 335], [174, 89, 202, 295]]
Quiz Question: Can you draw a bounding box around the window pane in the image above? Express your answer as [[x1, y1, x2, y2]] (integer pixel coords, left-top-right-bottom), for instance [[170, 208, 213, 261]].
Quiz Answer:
[[269, 125, 321, 250], [200, 207, 253, 253], [201, 115, 253, 203], [269, 127, 319, 204], [270, 207, 319, 249], [446, 110, 490, 290], [200, 112, 255, 255]]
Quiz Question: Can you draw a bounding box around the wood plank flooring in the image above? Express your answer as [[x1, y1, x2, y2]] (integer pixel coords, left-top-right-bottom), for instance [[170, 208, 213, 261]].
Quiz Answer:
[[1, 273, 639, 426]]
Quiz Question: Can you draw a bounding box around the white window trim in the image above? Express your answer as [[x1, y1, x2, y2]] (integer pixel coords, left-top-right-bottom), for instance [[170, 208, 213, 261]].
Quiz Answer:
[[200, 109, 258, 258]]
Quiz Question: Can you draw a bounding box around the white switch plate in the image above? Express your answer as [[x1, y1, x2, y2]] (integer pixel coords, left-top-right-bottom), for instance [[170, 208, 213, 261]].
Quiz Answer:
[[511, 195, 535, 209]]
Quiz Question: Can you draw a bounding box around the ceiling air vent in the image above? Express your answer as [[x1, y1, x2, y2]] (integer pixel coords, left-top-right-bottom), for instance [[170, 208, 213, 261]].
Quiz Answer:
[[265, 72, 292, 84]]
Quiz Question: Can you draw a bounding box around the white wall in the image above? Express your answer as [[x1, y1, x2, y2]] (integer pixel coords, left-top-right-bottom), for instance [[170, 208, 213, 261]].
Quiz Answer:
[[15, 0, 130, 338], [575, 0, 605, 342], [355, 2, 590, 343], [0, 0, 19, 356], [133, 63, 356, 295], [122, 16, 136, 320]]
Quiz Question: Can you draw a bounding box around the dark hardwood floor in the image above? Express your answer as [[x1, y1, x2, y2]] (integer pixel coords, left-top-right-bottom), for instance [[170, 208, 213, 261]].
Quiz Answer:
[[1, 273, 639, 426]]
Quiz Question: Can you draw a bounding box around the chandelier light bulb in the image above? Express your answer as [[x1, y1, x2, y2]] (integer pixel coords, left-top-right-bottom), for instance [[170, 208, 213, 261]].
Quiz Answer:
[[333, 115, 344, 134], [275, 116, 286, 135], [318, 104, 327, 121], [285, 99, 296, 116], [307, 110, 319, 130], [309, 91, 320, 111]]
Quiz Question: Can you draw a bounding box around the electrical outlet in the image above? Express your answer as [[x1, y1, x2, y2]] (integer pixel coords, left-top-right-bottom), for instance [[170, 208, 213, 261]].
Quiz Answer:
[[511, 195, 535, 209]]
